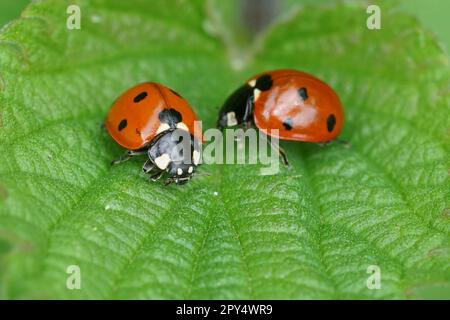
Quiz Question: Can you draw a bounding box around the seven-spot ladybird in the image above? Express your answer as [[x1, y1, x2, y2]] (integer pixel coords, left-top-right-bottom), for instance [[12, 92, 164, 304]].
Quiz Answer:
[[105, 82, 202, 185], [217, 69, 345, 164]]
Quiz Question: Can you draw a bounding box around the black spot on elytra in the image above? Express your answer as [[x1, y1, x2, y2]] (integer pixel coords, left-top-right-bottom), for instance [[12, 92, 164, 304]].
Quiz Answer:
[[170, 89, 182, 98], [158, 108, 182, 124], [283, 118, 293, 130], [327, 114, 336, 132], [118, 119, 127, 131], [298, 87, 308, 100], [255, 74, 273, 91], [133, 91, 148, 103]]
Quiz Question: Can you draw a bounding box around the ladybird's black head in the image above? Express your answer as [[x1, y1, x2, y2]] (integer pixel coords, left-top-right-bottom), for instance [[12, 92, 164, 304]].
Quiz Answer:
[[147, 129, 201, 185]]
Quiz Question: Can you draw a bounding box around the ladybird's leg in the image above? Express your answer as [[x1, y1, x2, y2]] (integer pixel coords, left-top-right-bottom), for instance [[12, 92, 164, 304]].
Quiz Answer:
[[275, 144, 290, 167], [241, 95, 255, 131], [243, 121, 254, 130], [243, 94, 254, 123], [317, 141, 331, 147], [163, 177, 174, 186], [149, 171, 164, 182], [267, 137, 290, 167], [233, 120, 255, 143], [142, 159, 155, 174], [175, 177, 190, 186], [234, 121, 254, 142], [111, 149, 148, 165], [335, 138, 351, 148]]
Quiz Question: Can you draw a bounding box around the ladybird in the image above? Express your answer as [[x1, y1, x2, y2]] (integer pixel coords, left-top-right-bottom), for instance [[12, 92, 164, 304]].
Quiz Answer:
[[217, 69, 345, 164], [105, 82, 202, 185]]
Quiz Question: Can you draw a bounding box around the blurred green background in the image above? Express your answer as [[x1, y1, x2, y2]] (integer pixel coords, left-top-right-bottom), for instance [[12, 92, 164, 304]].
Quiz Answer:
[[0, 0, 29, 27], [400, 0, 450, 51], [0, 0, 449, 51]]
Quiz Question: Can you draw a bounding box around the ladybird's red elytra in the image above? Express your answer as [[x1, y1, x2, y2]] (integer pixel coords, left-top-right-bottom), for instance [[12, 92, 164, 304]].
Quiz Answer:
[[105, 82, 202, 185], [105, 82, 201, 150], [217, 69, 345, 165]]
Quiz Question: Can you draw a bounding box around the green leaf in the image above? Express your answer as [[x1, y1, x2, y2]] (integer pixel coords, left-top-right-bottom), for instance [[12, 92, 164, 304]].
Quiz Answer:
[[0, 0, 449, 299]]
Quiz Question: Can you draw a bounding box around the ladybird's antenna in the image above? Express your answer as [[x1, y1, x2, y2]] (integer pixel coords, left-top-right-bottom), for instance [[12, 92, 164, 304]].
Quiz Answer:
[[194, 172, 212, 177]]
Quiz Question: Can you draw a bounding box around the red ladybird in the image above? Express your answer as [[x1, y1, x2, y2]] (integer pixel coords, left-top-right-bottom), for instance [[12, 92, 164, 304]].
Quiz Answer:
[[217, 69, 345, 164], [105, 82, 202, 185]]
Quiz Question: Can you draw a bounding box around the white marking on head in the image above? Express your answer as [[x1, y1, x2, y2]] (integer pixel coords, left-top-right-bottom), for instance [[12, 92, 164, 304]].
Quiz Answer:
[[177, 168, 183, 175], [192, 150, 201, 166], [188, 166, 193, 174], [156, 123, 171, 134], [176, 122, 189, 131], [254, 89, 261, 102], [226, 112, 238, 126], [248, 79, 256, 87], [154, 153, 171, 170]]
